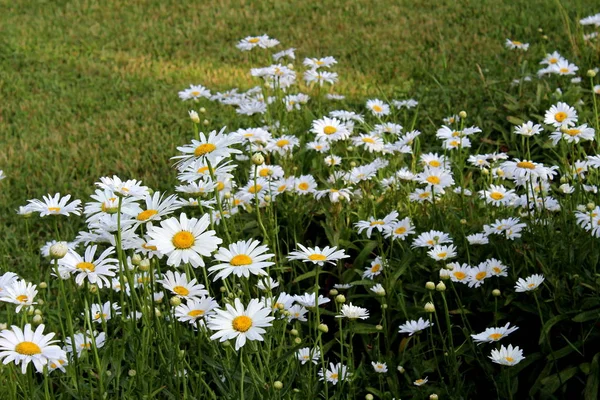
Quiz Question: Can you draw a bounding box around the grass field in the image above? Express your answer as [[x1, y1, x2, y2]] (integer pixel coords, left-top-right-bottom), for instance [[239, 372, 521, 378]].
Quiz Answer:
[[1, 1, 600, 398]]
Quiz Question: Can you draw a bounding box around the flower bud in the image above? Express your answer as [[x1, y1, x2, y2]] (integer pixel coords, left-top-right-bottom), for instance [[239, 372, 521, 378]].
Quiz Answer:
[[439, 269, 451, 280], [34, 309, 42, 316], [381, 303, 388, 309], [587, 202, 596, 210], [294, 337, 302, 344], [170, 296, 182, 307], [459, 111, 467, 119], [588, 70, 597, 78], [199, 107, 206, 113], [131, 254, 142, 266], [106, 370, 112, 377], [430, 394, 439, 400], [318, 323, 329, 333], [365, 395, 374, 400], [252, 153, 265, 165], [220, 286, 227, 293], [32, 315, 43, 325], [424, 302, 435, 313], [375, 324, 383, 331], [39, 282, 48, 289], [329, 289, 338, 296], [397, 365, 405, 373], [188, 110, 200, 123], [425, 281, 436, 290], [274, 381, 283, 390], [88, 285, 98, 294], [460, 219, 467, 225], [335, 294, 346, 304], [492, 289, 501, 297], [436, 281, 446, 292], [290, 329, 299, 336], [49, 242, 69, 259], [203, 119, 209, 126], [128, 369, 136, 377], [139, 258, 150, 271]]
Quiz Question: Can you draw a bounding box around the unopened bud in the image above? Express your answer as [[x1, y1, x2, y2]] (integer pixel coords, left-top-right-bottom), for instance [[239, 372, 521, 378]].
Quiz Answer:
[[460, 219, 467, 225], [335, 294, 346, 304], [382, 303, 388, 309], [425, 302, 436, 313], [88, 285, 98, 294], [430, 395, 439, 400], [397, 365, 405, 373], [139, 258, 150, 271], [588, 70, 597, 78], [39, 282, 47, 289], [436, 282, 446, 292], [274, 381, 283, 390], [294, 337, 302, 344], [128, 369, 136, 377], [290, 329, 299, 336], [34, 309, 42, 316], [375, 325, 383, 331], [49, 243, 69, 259], [32, 315, 43, 325], [199, 107, 206, 113], [318, 323, 329, 333], [458, 111, 467, 119], [131, 254, 142, 266], [170, 296, 182, 307], [188, 110, 200, 123], [365, 395, 374, 400], [425, 281, 436, 290], [492, 289, 501, 297], [587, 202, 595, 210], [252, 153, 265, 165], [329, 289, 338, 296]]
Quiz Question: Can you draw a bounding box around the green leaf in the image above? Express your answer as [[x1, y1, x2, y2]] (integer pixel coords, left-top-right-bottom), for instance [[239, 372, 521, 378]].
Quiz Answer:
[[539, 314, 569, 344], [540, 367, 578, 395], [351, 323, 381, 334], [506, 116, 524, 125], [292, 270, 316, 283], [573, 309, 600, 323], [585, 352, 600, 400]]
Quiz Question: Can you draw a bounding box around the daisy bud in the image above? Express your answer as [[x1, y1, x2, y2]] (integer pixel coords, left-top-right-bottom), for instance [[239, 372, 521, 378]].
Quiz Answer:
[[106, 371, 112, 377], [221, 341, 231, 347], [588, 70, 597, 78], [170, 296, 182, 307], [287, 63, 294, 69], [425, 281, 436, 290], [347, 146, 354, 151], [32, 315, 43, 325], [424, 302, 435, 313], [220, 286, 227, 293], [460, 219, 467, 224], [252, 153, 265, 165], [199, 107, 206, 113], [430, 395, 439, 400], [335, 294, 346, 303], [203, 119, 209, 126], [366, 395, 374, 400], [155, 308, 162, 318], [318, 323, 329, 333], [397, 365, 405, 374], [274, 381, 283, 390], [34, 309, 42, 316], [538, 28, 543, 32], [375, 324, 383, 331], [492, 289, 501, 297], [294, 337, 302, 344], [264, 195, 271, 202], [224, 192, 232, 199], [440, 269, 451, 280], [482, 168, 489, 175], [131, 254, 142, 266], [128, 369, 137, 377], [459, 111, 467, 119], [37, 299, 44, 305], [542, 35, 548, 40], [139, 258, 150, 271], [587, 202, 596, 210], [188, 110, 200, 123], [89, 284, 99, 294], [382, 304, 388, 309], [436, 282, 446, 292], [39, 282, 47, 289], [49, 242, 69, 259], [329, 289, 338, 296], [290, 329, 299, 336], [350, 161, 357, 167]]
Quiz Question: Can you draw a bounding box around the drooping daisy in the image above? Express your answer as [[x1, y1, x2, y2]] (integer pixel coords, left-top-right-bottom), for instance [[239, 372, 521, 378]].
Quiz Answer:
[[466, 233, 489, 245], [96, 176, 149, 198], [0, 324, 66, 374], [329, 110, 365, 123], [0, 280, 38, 313], [319, 362, 351, 385], [158, 270, 209, 300], [354, 211, 399, 238], [296, 347, 320, 365], [370, 283, 386, 296], [207, 298, 275, 351], [25, 193, 82, 217], [272, 48, 296, 61], [398, 317, 432, 336], [257, 277, 280, 291], [209, 240, 274, 280], [58, 245, 118, 289], [288, 244, 349, 267], [372, 361, 388, 373], [363, 257, 385, 279], [147, 213, 222, 268], [544, 102, 578, 127], [0, 272, 19, 295], [514, 274, 545, 292], [471, 323, 519, 344], [489, 344, 525, 366], [366, 99, 390, 116], [336, 303, 369, 320], [175, 296, 219, 325]]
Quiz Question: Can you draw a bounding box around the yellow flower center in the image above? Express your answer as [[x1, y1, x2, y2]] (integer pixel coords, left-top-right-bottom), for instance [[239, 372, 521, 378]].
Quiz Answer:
[[16, 295, 28, 303], [419, 192, 430, 198], [512, 41, 522, 45], [437, 252, 447, 258], [137, 209, 158, 221], [429, 160, 441, 167], [259, 169, 270, 177], [493, 267, 502, 274], [505, 356, 514, 363], [230, 254, 253, 266], [76, 262, 96, 272], [248, 38, 260, 43], [426, 176, 441, 185], [488, 333, 503, 340], [549, 58, 558, 64], [191, 91, 200, 97], [395, 227, 407, 235], [449, 140, 460, 147], [101, 202, 118, 214], [554, 112, 567, 122], [216, 182, 225, 191], [298, 182, 309, 191], [316, 60, 324, 65], [197, 166, 210, 174], [48, 207, 61, 212], [371, 264, 381, 273], [372, 105, 383, 113], [452, 131, 461, 137], [172, 231, 195, 249], [323, 126, 337, 135], [194, 143, 217, 157], [232, 315, 253, 332], [142, 243, 158, 251], [453, 271, 466, 280], [173, 286, 190, 296], [331, 373, 339, 380], [188, 309, 205, 317], [249, 184, 263, 194], [276, 139, 290, 147], [565, 129, 581, 137], [15, 341, 42, 356], [559, 68, 569, 73], [278, 185, 287, 192], [415, 379, 425, 385], [475, 271, 487, 281], [527, 283, 536, 288], [362, 137, 376, 144], [370, 220, 385, 226], [490, 192, 504, 200], [516, 161, 535, 170], [308, 254, 327, 261]]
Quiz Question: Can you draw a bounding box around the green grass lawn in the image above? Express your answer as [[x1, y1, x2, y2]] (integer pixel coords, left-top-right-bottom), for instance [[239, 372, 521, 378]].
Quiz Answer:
[[0, 0, 597, 263]]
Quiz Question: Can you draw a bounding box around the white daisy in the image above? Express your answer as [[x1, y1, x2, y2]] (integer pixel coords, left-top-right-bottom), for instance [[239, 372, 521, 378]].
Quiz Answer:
[[366, 99, 390, 116], [514, 274, 545, 292], [96, 176, 149, 198], [288, 245, 349, 266], [489, 344, 525, 366], [398, 317, 432, 335], [336, 303, 369, 320], [296, 347, 320, 365], [544, 102, 578, 127], [158, 271, 209, 300], [0, 280, 38, 313], [209, 240, 274, 280], [175, 296, 219, 325], [25, 193, 82, 217], [318, 362, 350, 385], [0, 324, 66, 374], [58, 245, 118, 289], [471, 323, 519, 344]]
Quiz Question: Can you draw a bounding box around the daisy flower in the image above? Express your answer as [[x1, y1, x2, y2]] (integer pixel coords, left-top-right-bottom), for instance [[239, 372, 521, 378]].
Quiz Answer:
[[287, 304, 308, 322], [505, 39, 529, 50], [467, 233, 489, 245], [84, 189, 141, 222], [294, 293, 331, 307], [146, 213, 222, 268], [514, 121, 543, 137], [58, 245, 118, 289], [417, 167, 455, 193], [266, 136, 300, 155], [329, 110, 364, 123], [336, 303, 369, 320], [297, 347, 320, 365], [288, 244, 348, 266], [314, 187, 353, 203], [412, 230, 452, 248], [544, 102, 578, 127], [89, 301, 121, 323], [257, 277, 280, 291], [129, 192, 180, 225], [540, 51, 564, 66], [178, 84, 211, 101], [383, 217, 416, 240], [0, 272, 19, 295], [467, 263, 491, 288], [479, 184, 516, 206], [0, 324, 66, 374], [514, 274, 545, 292], [272, 48, 296, 61], [420, 153, 448, 169], [354, 211, 399, 238], [352, 133, 385, 152], [209, 240, 274, 280], [427, 244, 457, 261], [319, 362, 350, 385], [398, 317, 432, 336], [303, 56, 337, 69], [311, 117, 350, 141], [295, 175, 318, 195], [370, 283, 386, 296], [363, 257, 385, 279], [303, 70, 338, 86], [96, 176, 148, 198], [486, 258, 509, 277], [366, 99, 390, 116], [207, 298, 275, 350], [64, 331, 106, 355], [172, 127, 242, 169], [158, 271, 209, 300], [447, 263, 471, 284], [175, 296, 219, 325], [550, 59, 579, 75], [0, 280, 38, 313], [414, 377, 429, 386], [550, 124, 595, 145], [471, 323, 519, 344], [372, 361, 388, 373], [484, 217, 527, 240], [26, 193, 82, 217], [489, 344, 525, 366]]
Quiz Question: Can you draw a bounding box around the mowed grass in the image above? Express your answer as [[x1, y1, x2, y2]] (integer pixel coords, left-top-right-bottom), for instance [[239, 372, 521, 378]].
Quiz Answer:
[[0, 0, 596, 268]]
